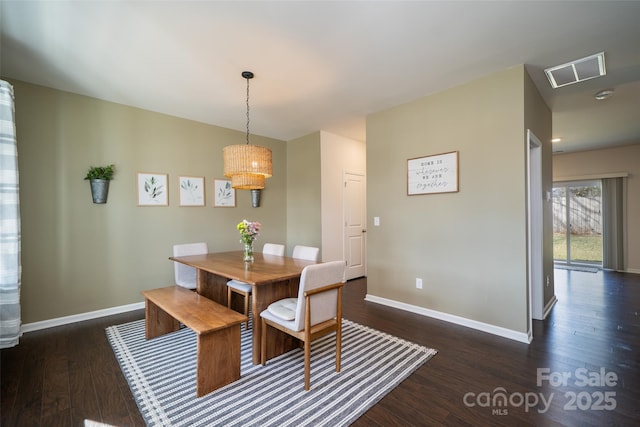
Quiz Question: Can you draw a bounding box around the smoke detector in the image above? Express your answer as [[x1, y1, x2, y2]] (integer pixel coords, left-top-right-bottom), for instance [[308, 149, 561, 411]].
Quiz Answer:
[[544, 52, 606, 89]]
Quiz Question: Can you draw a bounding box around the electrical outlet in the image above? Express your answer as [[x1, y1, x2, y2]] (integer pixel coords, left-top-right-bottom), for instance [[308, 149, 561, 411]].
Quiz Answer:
[[416, 278, 423, 289], [546, 275, 550, 287], [374, 216, 380, 226]]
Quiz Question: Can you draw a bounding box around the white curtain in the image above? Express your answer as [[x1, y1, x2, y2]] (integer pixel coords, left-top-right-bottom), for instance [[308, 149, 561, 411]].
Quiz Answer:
[[602, 177, 624, 271], [0, 80, 21, 348]]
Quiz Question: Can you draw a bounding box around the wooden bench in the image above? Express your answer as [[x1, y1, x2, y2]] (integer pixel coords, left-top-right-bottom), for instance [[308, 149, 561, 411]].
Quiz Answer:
[[141, 286, 248, 397]]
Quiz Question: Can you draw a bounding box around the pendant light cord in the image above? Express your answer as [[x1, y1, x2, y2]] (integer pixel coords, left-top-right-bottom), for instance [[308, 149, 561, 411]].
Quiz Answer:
[[245, 75, 250, 145]]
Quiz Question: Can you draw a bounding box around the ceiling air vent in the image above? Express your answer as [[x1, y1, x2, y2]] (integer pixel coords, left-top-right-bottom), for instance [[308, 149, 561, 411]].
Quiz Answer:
[[544, 52, 606, 89]]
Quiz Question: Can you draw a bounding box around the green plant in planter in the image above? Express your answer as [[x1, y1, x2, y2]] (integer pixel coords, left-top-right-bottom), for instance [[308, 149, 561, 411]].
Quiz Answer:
[[84, 164, 115, 181], [84, 164, 115, 204]]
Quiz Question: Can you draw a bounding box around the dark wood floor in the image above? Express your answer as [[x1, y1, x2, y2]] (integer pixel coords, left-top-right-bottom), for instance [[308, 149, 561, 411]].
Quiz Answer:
[[2, 269, 639, 426]]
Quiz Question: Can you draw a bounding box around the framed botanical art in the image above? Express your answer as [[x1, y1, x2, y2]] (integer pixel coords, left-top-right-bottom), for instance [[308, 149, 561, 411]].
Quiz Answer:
[[137, 172, 169, 206], [214, 179, 235, 207], [407, 151, 459, 195], [179, 176, 205, 207]]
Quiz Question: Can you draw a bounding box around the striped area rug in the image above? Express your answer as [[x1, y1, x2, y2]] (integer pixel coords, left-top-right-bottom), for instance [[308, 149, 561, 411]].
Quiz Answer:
[[106, 318, 437, 426]]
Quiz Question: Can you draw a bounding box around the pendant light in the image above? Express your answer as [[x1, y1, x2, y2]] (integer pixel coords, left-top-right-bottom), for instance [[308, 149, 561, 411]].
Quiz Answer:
[[223, 71, 272, 190]]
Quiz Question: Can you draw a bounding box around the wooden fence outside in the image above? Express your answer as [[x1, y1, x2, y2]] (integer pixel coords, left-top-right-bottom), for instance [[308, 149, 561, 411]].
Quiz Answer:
[[552, 193, 602, 235]]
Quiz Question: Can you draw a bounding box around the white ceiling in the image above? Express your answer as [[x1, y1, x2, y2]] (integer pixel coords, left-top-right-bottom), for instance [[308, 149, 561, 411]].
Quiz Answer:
[[2, 1, 640, 153]]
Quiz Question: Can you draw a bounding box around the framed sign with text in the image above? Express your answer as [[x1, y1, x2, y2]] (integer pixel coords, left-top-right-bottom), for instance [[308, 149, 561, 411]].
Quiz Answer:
[[407, 151, 459, 195]]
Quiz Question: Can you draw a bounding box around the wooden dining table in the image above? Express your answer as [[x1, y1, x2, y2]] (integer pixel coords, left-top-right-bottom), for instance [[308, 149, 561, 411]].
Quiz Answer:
[[169, 251, 319, 364]]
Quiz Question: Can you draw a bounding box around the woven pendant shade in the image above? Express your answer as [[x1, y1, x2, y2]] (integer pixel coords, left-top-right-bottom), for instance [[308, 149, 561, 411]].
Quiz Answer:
[[223, 144, 272, 190], [230, 173, 265, 190], [223, 71, 272, 191]]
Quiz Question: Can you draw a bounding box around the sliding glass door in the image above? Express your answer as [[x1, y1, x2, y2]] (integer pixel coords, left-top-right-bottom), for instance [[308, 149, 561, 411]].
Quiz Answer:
[[553, 181, 603, 266]]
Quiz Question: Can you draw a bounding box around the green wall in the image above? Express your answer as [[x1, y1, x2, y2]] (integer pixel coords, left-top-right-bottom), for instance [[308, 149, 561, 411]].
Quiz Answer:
[[286, 132, 322, 256], [366, 65, 552, 334], [13, 80, 287, 323]]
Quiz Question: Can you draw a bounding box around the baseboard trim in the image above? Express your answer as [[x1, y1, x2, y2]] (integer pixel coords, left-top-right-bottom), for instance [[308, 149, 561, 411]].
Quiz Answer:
[[364, 294, 531, 344], [542, 294, 558, 319], [21, 302, 145, 333], [625, 268, 640, 274]]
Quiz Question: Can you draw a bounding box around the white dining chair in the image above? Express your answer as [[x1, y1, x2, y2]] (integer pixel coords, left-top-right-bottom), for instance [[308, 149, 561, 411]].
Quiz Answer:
[[173, 242, 208, 290], [262, 243, 286, 257], [227, 243, 285, 329], [291, 245, 320, 261], [260, 260, 346, 390]]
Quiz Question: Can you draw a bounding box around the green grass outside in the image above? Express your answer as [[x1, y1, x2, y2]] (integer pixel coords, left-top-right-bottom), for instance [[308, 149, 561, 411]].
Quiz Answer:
[[553, 233, 602, 263]]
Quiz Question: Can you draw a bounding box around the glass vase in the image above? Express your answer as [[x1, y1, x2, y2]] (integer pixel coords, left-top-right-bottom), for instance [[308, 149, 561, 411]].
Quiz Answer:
[[243, 242, 254, 262]]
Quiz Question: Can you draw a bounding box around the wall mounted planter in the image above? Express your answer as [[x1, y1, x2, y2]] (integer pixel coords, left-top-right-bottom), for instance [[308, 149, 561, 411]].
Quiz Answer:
[[84, 164, 115, 204], [89, 179, 110, 204], [251, 189, 261, 208]]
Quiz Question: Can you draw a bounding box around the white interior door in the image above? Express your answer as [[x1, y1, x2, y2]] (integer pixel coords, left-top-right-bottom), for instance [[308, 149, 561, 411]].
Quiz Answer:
[[344, 172, 366, 280]]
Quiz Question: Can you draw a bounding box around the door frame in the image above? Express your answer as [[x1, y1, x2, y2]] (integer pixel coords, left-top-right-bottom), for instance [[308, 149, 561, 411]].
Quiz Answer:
[[527, 130, 544, 327]]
